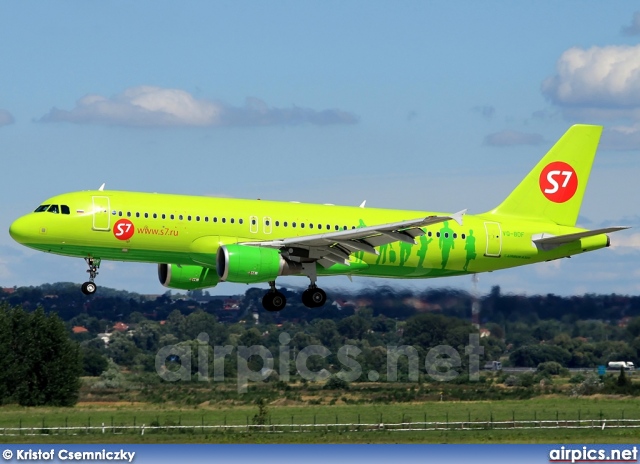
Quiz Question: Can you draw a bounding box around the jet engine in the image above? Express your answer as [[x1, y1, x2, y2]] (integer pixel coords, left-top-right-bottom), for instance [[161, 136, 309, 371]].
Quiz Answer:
[[158, 264, 219, 290], [216, 244, 301, 283]]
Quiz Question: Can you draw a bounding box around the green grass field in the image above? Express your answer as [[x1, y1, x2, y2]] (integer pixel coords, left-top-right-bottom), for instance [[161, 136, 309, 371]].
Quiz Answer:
[[0, 396, 638, 444]]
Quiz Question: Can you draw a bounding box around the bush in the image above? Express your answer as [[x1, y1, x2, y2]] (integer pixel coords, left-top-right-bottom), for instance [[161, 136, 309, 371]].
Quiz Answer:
[[537, 361, 564, 376], [571, 372, 603, 396], [323, 375, 350, 390]]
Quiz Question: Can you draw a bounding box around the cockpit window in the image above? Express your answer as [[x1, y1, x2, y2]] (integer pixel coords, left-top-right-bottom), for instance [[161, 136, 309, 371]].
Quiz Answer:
[[61, 205, 70, 215], [47, 205, 59, 214], [34, 205, 50, 213]]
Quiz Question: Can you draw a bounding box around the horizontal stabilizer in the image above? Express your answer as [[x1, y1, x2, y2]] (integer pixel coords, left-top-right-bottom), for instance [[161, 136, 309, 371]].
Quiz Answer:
[[532, 226, 629, 251]]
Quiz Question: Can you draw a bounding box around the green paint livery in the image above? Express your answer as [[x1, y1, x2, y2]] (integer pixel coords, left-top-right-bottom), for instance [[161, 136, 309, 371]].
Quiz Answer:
[[8, 125, 628, 311]]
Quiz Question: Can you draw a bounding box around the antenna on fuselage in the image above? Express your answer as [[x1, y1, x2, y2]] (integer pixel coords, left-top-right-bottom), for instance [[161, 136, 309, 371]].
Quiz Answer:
[[98, 183, 106, 191], [359, 200, 366, 208]]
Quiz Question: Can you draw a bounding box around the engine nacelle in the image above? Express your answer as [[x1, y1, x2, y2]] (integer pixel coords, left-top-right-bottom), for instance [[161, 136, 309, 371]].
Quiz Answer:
[[158, 264, 219, 290], [216, 244, 301, 283]]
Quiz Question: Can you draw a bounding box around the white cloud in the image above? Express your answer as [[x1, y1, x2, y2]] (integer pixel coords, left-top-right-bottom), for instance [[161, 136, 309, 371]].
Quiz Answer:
[[609, 232, 640, 253], [483, 130, 544, 147], [621, 11, 640, 36], [40, 86, 358, 128], [600, 124, 640, 151], [0, 109, 14, 127], [542, 45, 640, 119]]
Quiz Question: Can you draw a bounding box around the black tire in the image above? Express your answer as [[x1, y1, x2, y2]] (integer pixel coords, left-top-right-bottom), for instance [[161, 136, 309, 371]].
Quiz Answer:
[[271, 291, 287, 311], [81, 282, 97, 295], [301, 289, 313, 308], [262, 292, 286, 312], [262, 293, 274, 311], [309, 287, 327, 307], [302, 287, 327, 308]]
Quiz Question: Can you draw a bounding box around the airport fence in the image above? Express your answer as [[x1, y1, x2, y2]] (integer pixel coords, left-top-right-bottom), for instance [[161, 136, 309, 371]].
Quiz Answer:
[[1, 414, 640, 436]]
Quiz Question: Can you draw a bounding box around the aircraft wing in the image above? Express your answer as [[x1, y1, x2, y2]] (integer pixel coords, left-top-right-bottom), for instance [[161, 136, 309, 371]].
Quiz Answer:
[[241, 209, 466, 268], [532, 226, 629, 251]]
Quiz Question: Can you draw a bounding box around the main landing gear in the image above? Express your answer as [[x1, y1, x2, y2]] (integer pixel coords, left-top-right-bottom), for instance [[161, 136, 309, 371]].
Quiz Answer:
[[302, 285, 327, 308], [260, 278, 328, 312], [81, 257, 101, 296], [262, 281, 287, 312]]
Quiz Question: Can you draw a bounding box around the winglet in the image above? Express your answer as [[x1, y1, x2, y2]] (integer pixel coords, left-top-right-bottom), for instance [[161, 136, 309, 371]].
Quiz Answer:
[[359, 200, 366, 208], [98, 183, 106, 191], [452, 209, 466, 226]]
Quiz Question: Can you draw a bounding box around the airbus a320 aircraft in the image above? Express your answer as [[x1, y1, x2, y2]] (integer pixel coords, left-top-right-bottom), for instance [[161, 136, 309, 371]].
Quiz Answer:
[[9, 125, 627, 311]]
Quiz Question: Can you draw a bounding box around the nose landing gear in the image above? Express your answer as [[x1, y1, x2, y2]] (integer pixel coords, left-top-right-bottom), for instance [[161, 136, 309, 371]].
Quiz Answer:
[[81, 257, 101, 295]]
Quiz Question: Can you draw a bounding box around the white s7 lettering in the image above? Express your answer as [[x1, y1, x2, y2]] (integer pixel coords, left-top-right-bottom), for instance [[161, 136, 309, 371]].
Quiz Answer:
[[544, 170, 572, 194], [115, 223, 131, 236]]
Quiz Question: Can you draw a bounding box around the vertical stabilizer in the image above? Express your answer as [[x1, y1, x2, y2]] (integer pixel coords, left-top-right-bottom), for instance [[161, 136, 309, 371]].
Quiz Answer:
[[489, 124, 602, 226]]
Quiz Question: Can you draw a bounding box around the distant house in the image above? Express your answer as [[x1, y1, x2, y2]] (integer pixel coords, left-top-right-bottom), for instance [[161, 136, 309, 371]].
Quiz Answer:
[[223, 299, 240, 310], [618, 316, 632, 328], [1, 288, 15, 294], [112, 322, 129, 332], [72, 326, 89, 334], [479, 328, 491, 338]]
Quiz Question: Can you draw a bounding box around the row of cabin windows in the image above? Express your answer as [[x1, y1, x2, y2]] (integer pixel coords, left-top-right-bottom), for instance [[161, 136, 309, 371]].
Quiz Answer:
[[427, 231, 468, 240], [112, 210, 244, 224], [109, 210, 468, 239], [272, 220, 356, 231], [111, 210, 360, 231]]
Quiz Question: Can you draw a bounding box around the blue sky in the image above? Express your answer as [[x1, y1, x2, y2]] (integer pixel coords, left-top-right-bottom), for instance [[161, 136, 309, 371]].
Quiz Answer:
[[1, 2, 640, 297]]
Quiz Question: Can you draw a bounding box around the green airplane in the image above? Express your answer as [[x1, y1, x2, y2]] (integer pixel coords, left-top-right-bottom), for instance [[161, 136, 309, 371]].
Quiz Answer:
[[9, 124, 628, 311]]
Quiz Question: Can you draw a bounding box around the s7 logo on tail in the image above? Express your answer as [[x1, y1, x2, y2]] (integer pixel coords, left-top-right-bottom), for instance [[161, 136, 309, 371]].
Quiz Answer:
[[539, 162, 578, 203]]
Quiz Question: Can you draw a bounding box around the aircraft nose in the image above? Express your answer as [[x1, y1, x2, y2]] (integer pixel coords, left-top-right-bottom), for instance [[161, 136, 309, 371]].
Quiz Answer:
[[9, 216, 35, 244]]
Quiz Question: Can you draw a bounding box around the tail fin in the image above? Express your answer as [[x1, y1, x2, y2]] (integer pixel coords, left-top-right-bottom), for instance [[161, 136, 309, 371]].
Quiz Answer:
[[489, 124, 602, 226]]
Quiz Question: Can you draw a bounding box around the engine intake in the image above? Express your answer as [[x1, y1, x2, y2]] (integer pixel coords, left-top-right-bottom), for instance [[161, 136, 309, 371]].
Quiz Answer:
[[216, 244, 301, 283]]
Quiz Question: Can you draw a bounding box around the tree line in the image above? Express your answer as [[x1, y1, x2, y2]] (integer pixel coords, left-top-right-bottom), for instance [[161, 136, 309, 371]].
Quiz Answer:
[[2, 282, 640, 404]]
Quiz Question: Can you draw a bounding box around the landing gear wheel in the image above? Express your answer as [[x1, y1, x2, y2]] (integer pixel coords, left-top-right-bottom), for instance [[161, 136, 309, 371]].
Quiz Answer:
[[302, 287, 327, 308], [81, 257, 101, 295], [262, 291, 287, 312], [81, 281, 97, 295]]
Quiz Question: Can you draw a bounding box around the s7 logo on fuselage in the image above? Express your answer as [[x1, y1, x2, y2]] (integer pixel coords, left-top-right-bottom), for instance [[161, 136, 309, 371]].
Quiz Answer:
[[539, 161, 578, 203], [113, 219, 135, 240]]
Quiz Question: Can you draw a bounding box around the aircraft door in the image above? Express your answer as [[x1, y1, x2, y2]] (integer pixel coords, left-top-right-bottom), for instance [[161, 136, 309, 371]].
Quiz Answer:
[[92, 196, 111, 231], [263, 217, 272, 235], [484, 222, 502, 257], [249, 216, 259, 234]]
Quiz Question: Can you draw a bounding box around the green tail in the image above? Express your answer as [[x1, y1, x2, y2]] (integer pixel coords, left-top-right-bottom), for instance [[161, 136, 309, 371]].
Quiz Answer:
[[489, 124, 603, 227]]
